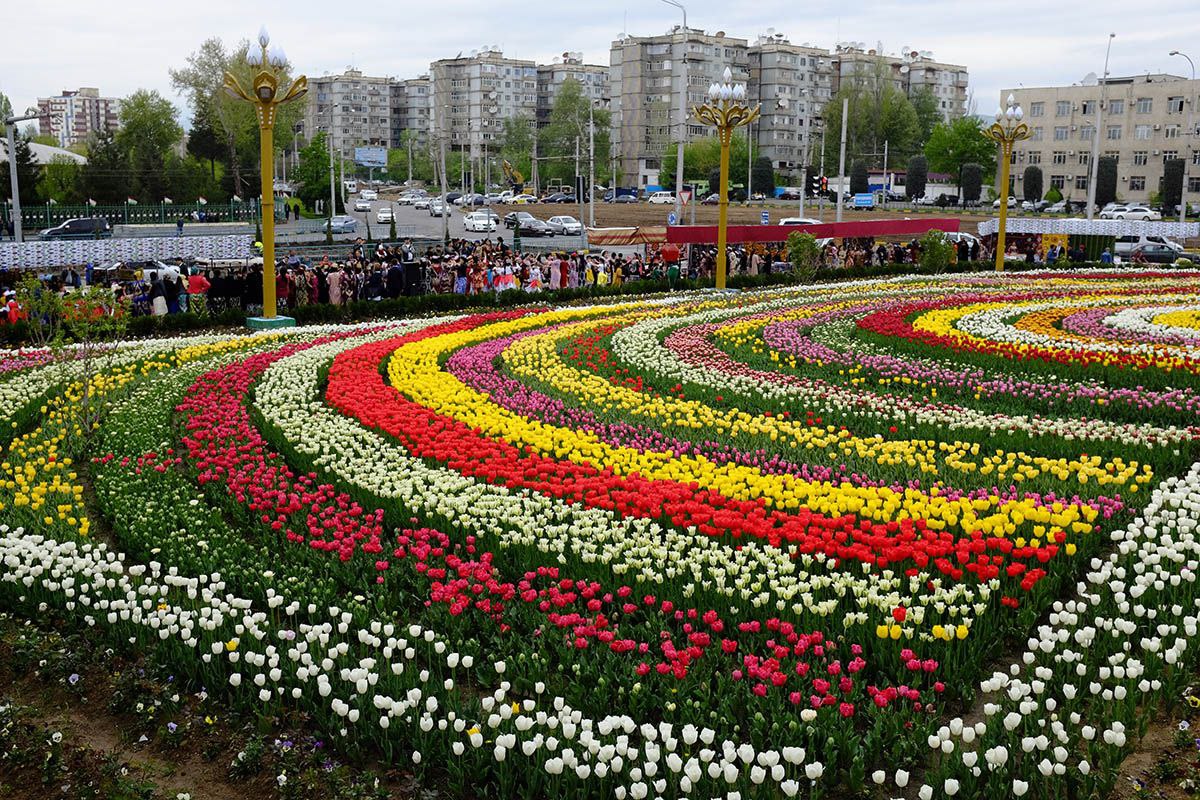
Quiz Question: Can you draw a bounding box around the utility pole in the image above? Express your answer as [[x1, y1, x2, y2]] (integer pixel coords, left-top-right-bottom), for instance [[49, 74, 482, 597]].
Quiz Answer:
[[407, 137, 413, 184], [5, 113, 38, 243], [1086, 33, 1116, 221], [327, 109, 336, 217], [575, 137, 585, 248], [1171, 50, 1195, 224], [836, 97, 848, 222], [588, 98, 596, 227], [661, 0, 687, 223], [881, 139, 888, 209], [799, 90, 811, 219]]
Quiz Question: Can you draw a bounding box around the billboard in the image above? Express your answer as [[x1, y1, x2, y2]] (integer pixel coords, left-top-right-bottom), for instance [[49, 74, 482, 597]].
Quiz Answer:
[[354, 145, 387, 168]]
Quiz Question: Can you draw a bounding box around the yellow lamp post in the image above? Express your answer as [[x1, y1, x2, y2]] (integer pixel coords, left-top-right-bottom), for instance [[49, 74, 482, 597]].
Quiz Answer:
[[223, 26, 307, 327], [983, 94, 1030, 272], [693, 68, 760, 290]]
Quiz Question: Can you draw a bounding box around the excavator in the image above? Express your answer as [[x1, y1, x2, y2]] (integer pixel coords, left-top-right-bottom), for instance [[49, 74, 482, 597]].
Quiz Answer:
[[501, 159, 527, 193]]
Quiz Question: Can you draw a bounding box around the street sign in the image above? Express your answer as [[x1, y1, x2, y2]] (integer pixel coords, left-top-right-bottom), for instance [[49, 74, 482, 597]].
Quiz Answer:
[[354, 146, 387, 168], [680, 190, 692, 206], [853, 193, 875, 209], [667, 212, 677, 226], [760, 210, 770, 225]]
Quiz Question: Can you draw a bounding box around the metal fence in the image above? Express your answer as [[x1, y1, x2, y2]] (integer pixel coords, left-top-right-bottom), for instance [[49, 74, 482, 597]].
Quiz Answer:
[[0, 201, 281, 230]]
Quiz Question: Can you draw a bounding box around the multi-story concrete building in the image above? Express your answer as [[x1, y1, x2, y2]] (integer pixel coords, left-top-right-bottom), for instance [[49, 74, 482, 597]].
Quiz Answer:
[[36, 88, 120, 148], [429, 47, 538, 160], [831, 45, 968, 120], [610, 27, 749, 189], [303, 69, 393, 161], [390, 76, 431, 151], [747, 32, 832, 181], [536, 53, 609, 127], [1005, 74, 1200, 206]]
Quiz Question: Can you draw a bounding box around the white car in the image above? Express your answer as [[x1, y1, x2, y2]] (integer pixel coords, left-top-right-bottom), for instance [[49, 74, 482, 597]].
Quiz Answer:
[[464, 211, 498, 232], [779, 217, 821, 226], [1101, 205, 1161, 221], [647, 191, 675, 205], [397, 193, 424, 206], [992, 196, 1017, 209], [414, 197, 432, 210], [359, 189, 378, 201], [376, 207, 394, 224], [429, 201, 448, 217], [546, 215, 583, 235], [353, 198, 372, 212], [511, 194, 537, 204]]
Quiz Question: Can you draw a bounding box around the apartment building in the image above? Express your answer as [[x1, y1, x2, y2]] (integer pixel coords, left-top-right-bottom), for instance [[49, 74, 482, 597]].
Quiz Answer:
[[429, 47, 538, 160], [536, 53, 609, 128], [390, 76, 431, 151], [831, 45, 968, 120], [747, 32, 832, 181], [303, 69, 393, 161], [36, 88, 120, 148], [1006, 74, 1200, 205], [610, 27, 750, 188]]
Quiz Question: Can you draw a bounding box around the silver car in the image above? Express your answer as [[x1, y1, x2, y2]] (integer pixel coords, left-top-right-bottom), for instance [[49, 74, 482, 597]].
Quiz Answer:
[[328, 215, 357, 234], [546, 215, 583, 235]]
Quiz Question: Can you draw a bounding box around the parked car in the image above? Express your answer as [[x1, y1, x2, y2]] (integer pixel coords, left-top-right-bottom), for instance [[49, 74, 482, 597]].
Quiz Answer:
[[38, 217, 113, 239], [1101, 205, 1161, 221], [700, 193, 720, 205], [518, 217, 555, 237], [443, 192, 463, 206], [359, 189, 378, 201], [396, 193, 424, 206], [647, 191, 675, 205], [546, 215, 582, 235], [328, 215, 357, 234], [414, 197, 433, 210], [541, 192, 577, 204], [613, 194, 639, 204], [777, 189, 803, 201], [428, 201, 448, 217], [464, 211, 497, 232], [992, 196, 1017, 209], [504, 211, 536, 229], [510, 194, 538, 204], [1130, 244, 1200, 264], [376, 207, 394, 224], [944, 231, 983, 251], [778, 217, 821, 226], [1045, 200, 1068, 213], [1115, 235, 1184, 258], [1031, 200, 1052, 212], [1019, 200, 1035, 212], [353, 198, 373, 212]]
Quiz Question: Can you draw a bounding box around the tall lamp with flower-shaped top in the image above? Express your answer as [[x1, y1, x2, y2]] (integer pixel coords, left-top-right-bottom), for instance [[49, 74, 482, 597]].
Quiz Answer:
[[983, 94, 1030, 272], [693, 67, 760, 290], [223, 27, 307, 327]]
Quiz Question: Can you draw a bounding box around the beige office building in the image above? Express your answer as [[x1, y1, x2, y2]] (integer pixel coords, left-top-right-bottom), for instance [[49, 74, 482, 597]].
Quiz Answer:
[[832, 45, 968, 120], [537, 54, 609, 128], [430, 47, 538, 161], [36, 88, 121, 148], [610, 27, 750, 188], [748, 33, 832, 181], [391, 76, 431, 151], [1005, 74, 1200, 206], [303, 69, 393, 160]]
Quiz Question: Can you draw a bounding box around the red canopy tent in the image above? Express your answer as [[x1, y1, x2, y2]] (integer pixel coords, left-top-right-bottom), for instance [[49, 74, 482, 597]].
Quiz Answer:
[[664, 218, 961, 245]]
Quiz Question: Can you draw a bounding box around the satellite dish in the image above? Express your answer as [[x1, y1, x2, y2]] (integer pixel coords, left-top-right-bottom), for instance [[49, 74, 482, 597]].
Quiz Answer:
[[778, 98, 789, 108], [900, 65, 909, 74], [1081, 71, 1098, 86]]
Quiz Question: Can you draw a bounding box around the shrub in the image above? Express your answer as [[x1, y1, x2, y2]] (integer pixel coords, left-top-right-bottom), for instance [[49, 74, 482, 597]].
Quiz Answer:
[[918, 230, 955, 274]]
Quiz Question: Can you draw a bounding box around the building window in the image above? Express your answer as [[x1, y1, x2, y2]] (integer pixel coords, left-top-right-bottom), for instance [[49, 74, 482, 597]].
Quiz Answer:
[[1106, 125, 1121, 140], [1104, 151, 1120, 163], [1075, 175, 1089, 190], [1136, 97, 1152, 114], [1165, 124, 1180, 139], [1079, 125, 1094, 141], [1054, 126, 1069, 141], [1163, 150, 1179, 162], [1134, 124, 1152, 140], [1052, 151, 1067, 165], [1133, 150, 1148, 166], [1129, 175, 1146, 191], [1081, 100, 1094, 115], [1028, 151, 1042, 165], [1078, 152, 1090, 166], [1050, 174, 1066, 189], [1056, 100, 1071, 116], [1108, 99, 1124, 115], [1168, 96, 1185, 114], [1189, 176, 1200, 193], [1194, 151, 1200, 166], [1030, 127, 1043, 141], [1029, 101, 1044, 117]]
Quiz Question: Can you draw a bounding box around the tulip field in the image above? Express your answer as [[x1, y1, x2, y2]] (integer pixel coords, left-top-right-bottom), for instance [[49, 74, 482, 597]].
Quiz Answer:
[[3, 269, 1200, 798]]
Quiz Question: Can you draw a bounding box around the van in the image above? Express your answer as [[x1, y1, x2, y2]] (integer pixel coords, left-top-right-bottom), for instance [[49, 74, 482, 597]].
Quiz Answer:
[[647, 191, 675, 205], [38, 217, 113, 240]]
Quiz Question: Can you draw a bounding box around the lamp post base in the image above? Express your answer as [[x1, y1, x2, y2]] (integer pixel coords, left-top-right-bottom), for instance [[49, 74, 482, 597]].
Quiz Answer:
[[247, 315, 297, 331]]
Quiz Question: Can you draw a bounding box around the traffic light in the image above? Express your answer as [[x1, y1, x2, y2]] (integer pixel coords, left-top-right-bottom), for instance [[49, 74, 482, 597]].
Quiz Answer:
[[820, 176, 829, 193], [574, 175, 589, 200], [807, 173, 821, 196]]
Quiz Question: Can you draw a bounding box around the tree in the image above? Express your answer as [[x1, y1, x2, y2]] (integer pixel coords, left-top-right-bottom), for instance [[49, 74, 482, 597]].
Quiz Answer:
[[850, 161, 869, 195], [117, 89, 184, 202], [0, 91, 12, 134], [925, 117, 996, 192], [961, 163, 983, 203], [751, 156, 775, 197], [1161, 158, 1184, 215], [918, 230, 954, 273], [910, 88, 941, 147], [293, 131, 332, 214], [906, 155, 928, 199], [537, 78, 610, 185], [0, 134, 42, 207], [1044, 185, 1063, 204], [30, 133, 60, 147], [39, 155, 82, 204], [787, 231, 823, 282], [187, 98, 225, 181], [1023, 166, 1043, 202], [661, 132, 753, 192], [499, 116, 534, 186], [78, 131, 127, 205], [820, 60, 921, 175], [390, 130, 433, 184], [1095, 156, 1118, 207]]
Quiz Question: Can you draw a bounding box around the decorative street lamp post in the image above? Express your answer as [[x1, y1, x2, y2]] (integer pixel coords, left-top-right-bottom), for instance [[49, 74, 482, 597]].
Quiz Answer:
[[693, 67, 760, 290], [223, 26, 307, 327], [983, 94, 1029, 273]]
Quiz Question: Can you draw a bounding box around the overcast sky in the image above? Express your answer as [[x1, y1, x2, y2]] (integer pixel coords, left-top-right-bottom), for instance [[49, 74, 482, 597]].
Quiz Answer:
[[5, 0, 1199, 126]]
